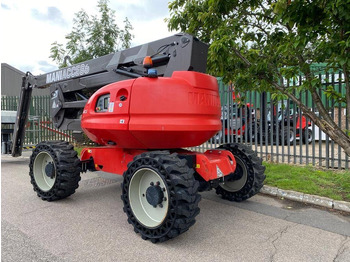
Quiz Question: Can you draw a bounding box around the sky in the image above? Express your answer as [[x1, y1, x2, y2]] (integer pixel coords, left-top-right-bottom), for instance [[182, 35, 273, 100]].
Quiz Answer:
[[0, 0, 173, 75]]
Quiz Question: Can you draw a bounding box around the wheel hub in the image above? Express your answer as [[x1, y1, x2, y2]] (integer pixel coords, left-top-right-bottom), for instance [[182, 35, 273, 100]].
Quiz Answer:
[[45, 162, 55, 179], [219, 156, 248, 192], [226, 165, 244, 181], [146, 183, 164, 207]]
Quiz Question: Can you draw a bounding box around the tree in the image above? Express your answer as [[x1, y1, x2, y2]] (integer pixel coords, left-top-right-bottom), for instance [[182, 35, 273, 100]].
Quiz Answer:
[[50, 0, 134, 68], [167, 0, 350, 156]]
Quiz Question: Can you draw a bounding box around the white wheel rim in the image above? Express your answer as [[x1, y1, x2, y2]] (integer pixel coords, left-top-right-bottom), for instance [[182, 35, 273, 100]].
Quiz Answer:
[[33, 151, 56, 192], [307, 129, 312, 142], [289, 130, 295, 142], [220, 156, 247, 192], [129, 168, 169, 228]]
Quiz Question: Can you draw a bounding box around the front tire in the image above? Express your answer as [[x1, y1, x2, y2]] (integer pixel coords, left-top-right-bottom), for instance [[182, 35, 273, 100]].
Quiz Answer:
[[29, 141, 81, 201], [121, 151, 200, 243], [215, 143, 265, 202]]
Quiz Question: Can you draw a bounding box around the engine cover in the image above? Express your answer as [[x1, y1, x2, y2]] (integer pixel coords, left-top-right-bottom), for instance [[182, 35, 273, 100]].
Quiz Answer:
[[81, 71, 221, 149]]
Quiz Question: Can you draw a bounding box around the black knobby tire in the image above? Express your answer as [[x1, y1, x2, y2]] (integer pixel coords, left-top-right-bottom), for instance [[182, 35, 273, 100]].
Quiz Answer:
[[215, 143, 265, 202], [280, 129, 295, 145], [302, 128, 313, 144], [29, 141, 81, 201], [121, 151, 200, 243], [256, 131, 270, 145]]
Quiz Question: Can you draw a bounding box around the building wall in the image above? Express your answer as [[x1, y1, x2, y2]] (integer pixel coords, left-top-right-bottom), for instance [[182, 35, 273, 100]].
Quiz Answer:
[[1, 63, 49, 97]]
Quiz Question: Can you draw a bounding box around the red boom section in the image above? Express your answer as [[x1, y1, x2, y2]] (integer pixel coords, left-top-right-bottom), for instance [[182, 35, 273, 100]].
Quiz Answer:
[[81, 71, 221, 149]]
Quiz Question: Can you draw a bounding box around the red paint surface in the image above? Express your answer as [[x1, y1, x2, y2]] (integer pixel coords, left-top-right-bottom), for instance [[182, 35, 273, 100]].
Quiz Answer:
[[195, 149, 236, 181], [81, 71, 221, 149], [80, 147, 236, 179], [80, 147, 145, 175], [79, 71, 233, 181]]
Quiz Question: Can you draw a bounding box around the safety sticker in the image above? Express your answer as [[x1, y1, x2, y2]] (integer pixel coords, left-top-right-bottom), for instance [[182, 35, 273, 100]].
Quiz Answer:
[[108, 102, 114, 112], [216, 165, 224, 178], [23, 146, 36, 150]]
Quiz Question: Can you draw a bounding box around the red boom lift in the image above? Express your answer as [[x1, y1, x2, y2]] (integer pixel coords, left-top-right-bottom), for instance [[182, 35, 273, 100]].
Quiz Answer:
[[11, 34, 265, 243]]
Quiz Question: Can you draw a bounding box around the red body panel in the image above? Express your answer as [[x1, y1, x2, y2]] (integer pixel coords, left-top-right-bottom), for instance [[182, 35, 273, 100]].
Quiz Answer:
[[195, 150, 236, 181], [80, 147, 236, 179], [224, 124, 245, 136], [81, 147, 145, 174], [81, 71, 221, 149], [80, 71, 229, 181], [296, 115, 311, 130], [294, 115, 312, 137]]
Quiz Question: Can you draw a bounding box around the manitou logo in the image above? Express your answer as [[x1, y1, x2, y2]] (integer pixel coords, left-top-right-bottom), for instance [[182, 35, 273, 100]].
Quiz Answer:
[[46, 64, 90, 84], [188, 92, 220, 107]]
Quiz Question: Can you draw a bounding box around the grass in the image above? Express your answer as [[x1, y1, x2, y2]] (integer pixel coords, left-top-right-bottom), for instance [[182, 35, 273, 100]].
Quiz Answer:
[[263, 162, 350, 202], [74, 146, 350, 202], [75, 147, 83, 156]]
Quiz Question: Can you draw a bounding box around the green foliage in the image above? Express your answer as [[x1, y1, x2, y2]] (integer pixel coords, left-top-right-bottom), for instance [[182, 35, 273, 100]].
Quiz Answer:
[[324, 86, 346, 104], [50, 0, 134, 68], [167, 0, 349, 93], [167, 0, 350, 155]]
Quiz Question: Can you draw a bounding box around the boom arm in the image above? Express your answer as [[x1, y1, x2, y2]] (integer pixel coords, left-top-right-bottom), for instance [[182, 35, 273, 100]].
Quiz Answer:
[[11, 73, 35, 157], [11, 33, 208, 156]]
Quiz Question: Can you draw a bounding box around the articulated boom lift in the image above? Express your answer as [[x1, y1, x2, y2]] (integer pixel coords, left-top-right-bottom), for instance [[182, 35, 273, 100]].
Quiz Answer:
[[12, 33, 265, 243]]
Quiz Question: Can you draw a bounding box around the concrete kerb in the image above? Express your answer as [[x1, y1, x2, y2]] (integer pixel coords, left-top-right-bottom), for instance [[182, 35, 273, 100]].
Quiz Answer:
[[260, 185, 350, 213]]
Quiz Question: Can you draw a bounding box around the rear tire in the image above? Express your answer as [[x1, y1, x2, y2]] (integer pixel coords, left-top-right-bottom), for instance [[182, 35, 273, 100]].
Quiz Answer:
[[302, 128, 313, 144], [281, 128, 295, 145], [29, 141, 81, 201], [215, 143, 265, 202], [121, 151, 200, 243], [279, 128, 295, 146], [256, 131, 270, 145]]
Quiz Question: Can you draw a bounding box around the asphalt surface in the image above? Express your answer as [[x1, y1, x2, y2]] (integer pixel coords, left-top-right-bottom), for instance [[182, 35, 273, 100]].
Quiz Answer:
[[2, 152, 350, 262]]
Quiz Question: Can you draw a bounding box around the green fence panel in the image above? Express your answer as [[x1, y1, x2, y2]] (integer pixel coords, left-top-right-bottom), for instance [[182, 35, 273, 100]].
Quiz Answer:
[[1, 95, 74, 146]]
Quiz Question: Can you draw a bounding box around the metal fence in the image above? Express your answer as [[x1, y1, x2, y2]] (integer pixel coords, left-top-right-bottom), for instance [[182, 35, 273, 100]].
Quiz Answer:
[[192, 71, 349, 170], [1, 96, 74, 147], [1, 71, 348, 169]]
